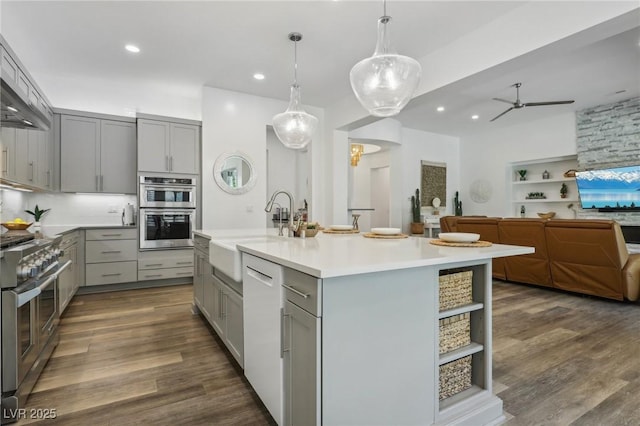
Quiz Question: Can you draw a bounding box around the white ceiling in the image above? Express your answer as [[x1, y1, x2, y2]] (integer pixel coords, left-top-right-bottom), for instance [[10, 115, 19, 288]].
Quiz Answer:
[[1, 1, 639, 137]]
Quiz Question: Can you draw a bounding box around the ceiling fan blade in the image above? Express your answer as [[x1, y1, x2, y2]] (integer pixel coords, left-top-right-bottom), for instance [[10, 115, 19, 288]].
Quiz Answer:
[[492, 97, 514, 105], [490, 107, 514, 122], [523, 100, 575, 107]]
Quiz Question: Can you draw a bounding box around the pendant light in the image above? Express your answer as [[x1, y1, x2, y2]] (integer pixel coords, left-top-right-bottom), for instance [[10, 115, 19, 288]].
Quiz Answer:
[[350, 143, 364, 167], [272, 32, 318, 150], [350, 0, 422, 117]]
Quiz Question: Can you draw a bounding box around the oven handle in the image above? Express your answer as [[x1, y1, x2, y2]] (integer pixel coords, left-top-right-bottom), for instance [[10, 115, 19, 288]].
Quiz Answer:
[[142, 185, 195, 192], [141, 209, 196, 215]]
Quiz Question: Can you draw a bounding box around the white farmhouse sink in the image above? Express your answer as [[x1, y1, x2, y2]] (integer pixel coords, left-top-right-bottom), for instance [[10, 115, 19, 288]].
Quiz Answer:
[[209, 235, 277, 282]]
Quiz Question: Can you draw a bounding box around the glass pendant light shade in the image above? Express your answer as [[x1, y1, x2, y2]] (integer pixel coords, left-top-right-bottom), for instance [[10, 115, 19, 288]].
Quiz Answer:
[[350, 15, 422, 117], [273, 84, 318, 150], [273, 32, 318, 150]]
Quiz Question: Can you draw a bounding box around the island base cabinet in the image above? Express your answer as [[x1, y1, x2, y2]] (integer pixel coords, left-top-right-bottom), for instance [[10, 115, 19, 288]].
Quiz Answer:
[[283, 300, 320, 426]]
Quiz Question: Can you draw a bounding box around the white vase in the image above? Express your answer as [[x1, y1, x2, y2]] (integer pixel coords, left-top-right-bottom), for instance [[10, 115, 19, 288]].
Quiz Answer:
[[32, 221, 42, 238]]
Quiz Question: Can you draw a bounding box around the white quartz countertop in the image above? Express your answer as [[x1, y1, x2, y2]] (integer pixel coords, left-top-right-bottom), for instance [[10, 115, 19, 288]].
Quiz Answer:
[[41, 224, 136, 236], [197, 228, 534, 278]]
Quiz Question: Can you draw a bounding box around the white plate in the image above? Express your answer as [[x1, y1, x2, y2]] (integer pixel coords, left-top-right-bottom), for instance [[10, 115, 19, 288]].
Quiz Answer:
[[439, 232, 480, 243], [330, 225, 354, 231], [371, 227, 401, 235]]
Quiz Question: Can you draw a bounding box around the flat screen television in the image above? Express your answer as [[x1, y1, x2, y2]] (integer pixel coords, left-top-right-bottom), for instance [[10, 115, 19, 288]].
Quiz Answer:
[[575, 165, 640, 210]]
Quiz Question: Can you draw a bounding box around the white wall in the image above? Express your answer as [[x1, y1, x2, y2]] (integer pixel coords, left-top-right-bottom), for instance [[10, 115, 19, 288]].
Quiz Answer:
[[460, 112, 576, 217], [201, 87, 323, 230], [1, 190, 135, 226]]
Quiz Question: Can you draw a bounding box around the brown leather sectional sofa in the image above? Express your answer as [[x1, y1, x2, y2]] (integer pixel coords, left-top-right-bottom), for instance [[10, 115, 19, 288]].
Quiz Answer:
[[440, 216, 640, 301]]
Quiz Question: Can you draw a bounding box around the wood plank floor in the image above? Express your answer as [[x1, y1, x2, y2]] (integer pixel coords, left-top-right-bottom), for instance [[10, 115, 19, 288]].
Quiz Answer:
[[18, 282, 640, 425]]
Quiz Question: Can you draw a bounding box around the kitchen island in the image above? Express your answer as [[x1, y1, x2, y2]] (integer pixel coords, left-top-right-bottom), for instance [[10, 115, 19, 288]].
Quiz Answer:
[[198, 230, 533, 426]]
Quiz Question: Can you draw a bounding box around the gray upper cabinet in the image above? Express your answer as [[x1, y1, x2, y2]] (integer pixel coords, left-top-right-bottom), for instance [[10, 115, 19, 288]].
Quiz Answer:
[[61, 114, 136, 193], [137, 118, 200, 174]]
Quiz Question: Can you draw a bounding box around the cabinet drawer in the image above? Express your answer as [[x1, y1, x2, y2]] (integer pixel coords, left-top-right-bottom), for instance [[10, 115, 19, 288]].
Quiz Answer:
[[193, 234, 210, 253], [86, 261, 137, 285], [138, 257, 194, 270], [85, 228, 137, 240], [137, 266, 193, 281], [60, 231, 79, 249], [283, 267, 321, 316], [86, 240, 137, 263]]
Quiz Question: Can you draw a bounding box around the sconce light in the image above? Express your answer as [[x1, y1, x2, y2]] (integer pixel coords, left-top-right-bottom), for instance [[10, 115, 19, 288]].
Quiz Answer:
[[350, 144, 364, 167]]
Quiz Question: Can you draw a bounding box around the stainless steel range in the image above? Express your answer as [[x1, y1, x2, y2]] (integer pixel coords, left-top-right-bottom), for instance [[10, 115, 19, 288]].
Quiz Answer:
[[1, 234, 71, 424]]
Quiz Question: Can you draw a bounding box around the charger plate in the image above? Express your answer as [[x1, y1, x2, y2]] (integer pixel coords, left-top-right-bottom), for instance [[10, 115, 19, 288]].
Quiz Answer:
[[430, 239, 492, 247], [363, 233, 408, 239], [323, 229, 360, 234]]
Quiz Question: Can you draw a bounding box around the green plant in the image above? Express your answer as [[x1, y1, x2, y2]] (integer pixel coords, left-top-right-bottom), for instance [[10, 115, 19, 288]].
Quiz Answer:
[[560, 183, 568, 197], [411, 188, 421, 223], [25, 205, 50, 222], [517, 169, 527, 178], [454, 191, 463, 216]]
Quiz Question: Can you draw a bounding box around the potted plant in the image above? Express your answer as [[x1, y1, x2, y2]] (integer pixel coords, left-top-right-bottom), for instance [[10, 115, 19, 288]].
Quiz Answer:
[[560, 183, 568, 198], [25, 205, 50, 237], [517, 169, 527, 181], [410, 188, 424, 234]]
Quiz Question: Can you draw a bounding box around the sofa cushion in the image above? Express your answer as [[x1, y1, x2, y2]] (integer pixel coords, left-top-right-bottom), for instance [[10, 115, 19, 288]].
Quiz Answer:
[[498, 218, 553, 287], [456, 217, 505, 280]]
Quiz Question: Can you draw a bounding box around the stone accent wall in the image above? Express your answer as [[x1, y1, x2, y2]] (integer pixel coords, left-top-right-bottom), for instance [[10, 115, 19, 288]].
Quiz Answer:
[[575, 97, 640, 224]]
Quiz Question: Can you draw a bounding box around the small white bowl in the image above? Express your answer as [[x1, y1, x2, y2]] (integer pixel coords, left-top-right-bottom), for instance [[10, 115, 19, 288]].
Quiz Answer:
[[330, 225, 354, 231], [371, 227, 401, 235], [439, 232, 480, 243]]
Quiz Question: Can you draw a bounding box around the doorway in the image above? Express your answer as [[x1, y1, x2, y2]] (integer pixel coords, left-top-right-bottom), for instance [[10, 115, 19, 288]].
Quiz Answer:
[[370, 166, 390, 228]]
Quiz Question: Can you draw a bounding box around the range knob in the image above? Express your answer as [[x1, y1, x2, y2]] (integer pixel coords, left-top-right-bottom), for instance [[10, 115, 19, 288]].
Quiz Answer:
[[17, 265, 31, 280]]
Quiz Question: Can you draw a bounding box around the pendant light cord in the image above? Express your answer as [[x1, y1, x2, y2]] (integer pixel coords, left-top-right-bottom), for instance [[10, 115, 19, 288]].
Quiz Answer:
[[293, 37, 298, 86]]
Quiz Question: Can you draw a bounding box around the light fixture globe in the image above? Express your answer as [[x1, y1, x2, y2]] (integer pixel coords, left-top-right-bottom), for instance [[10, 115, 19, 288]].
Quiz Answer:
[[272, 32, 318, 150], [273, 84, 318, 150], [350, 15, 421, 117]]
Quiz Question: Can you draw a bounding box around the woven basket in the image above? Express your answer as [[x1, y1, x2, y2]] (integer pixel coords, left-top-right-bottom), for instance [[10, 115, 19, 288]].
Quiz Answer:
[[439, 313, 470, 354], [439, 355, 472, 400], [439, 270, 473, 311]]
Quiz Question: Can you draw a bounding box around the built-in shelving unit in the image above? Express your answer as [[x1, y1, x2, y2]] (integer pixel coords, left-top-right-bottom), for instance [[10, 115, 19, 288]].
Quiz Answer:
[[508, 155, 579, 218]]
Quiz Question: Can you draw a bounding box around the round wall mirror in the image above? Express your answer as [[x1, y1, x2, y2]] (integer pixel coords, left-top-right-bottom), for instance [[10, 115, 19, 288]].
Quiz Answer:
[[213, 152, 257, 194]]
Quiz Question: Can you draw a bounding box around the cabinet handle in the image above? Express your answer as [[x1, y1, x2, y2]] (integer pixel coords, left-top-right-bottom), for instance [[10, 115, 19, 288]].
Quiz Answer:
[[101, 250, 122, 254], [144, 274, 163, 278], [145, 263, 163, 267], [169, 156, 173, 171], [2, 148, 7, 174], [282, 283, 309, 299], [46, 170, 50, 188], [221, 293, 227, 318], [165, 155, 169, 171], [280, 308, 290, 357], [246, 265, 273, 282], [100, 175, 104, 191], [101, 233, 122, 237], [29, 161, 34, 181], [101, 273, 121, 277], [176, 261, 192, 265], [176, 272, 192, 276], [95, 175, 99, 191]]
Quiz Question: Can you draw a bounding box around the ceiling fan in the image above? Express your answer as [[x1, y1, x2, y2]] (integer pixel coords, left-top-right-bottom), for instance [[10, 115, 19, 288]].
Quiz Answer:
[[490, 82, 575, 122]]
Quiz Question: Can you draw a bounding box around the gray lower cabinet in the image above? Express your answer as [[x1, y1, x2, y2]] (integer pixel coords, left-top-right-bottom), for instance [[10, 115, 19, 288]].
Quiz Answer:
[[58, 231, 80, 314], [137, 249, 193, 281], [85, 228, 137, 286], [61, 113, 136, 193], [193, 235, 209, 316], [283, 300, 320, 426], [210, 273, 243, 366]]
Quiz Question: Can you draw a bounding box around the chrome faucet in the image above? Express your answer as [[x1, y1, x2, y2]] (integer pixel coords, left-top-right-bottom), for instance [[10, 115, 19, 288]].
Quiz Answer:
[[265, 189, 296, 237]]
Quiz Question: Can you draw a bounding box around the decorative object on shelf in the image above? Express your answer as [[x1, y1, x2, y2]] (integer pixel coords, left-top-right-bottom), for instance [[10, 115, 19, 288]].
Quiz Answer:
[[410, 188, 424, 234], [526, 192, 546, 199], [350, 0, 421, 117], [453, 191, 463, 216], [350, 143, 364, 166], [564, 169, 577, 178], [560, 183, 568, 198], [272, 32, 318, 149], [520, 205, 526, 218], [537, 212, 556, 220], [25, 205, 50, 238], [542, 170, 550, 180], [469, 179, 492, 204], [351, 214, 361, 231], [517, 169, 527, 181], [431, 197, 441, 215]]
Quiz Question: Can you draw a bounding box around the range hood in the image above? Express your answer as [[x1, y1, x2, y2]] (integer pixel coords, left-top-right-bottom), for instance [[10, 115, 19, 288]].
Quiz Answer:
[[0, 79, 50, 130]]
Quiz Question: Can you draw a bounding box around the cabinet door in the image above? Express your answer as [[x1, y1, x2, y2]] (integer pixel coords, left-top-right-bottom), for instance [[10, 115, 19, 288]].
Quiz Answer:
[[37, 128, 52, 189], [61, 115, 100, 192], [58, 248, 73, 314], [0, 127, 16, 180], [26, 130, 40, 186], [284, 300, 320, 426], [137, 119, 169, 172], [100, 120, 136, 193], [223, 286, 244, 367], [13, 129, 29, 183], [169, 123, 199, 174], [193, 252, 204, 309], [209, 273, 224, 337]]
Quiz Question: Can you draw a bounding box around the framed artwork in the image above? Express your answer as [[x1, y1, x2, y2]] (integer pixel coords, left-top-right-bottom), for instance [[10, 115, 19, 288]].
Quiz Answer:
[[421, 161, 446, 207]]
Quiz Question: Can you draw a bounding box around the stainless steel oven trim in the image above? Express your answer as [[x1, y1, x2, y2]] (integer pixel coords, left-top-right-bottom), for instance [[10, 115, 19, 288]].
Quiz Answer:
[[139, 183, 197, 209], [139, 209, 195, 250]]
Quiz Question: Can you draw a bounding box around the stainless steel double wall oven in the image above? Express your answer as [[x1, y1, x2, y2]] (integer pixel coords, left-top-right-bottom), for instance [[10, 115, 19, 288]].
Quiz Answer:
[[1, 235, 71, 424], [139, 176, 196, 249]]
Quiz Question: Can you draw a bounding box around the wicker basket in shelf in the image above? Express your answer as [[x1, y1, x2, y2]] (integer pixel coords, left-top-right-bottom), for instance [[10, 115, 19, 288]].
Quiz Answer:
[[439, 270, 473, 311], [439, 355, 472, 400], [439, 313, 471, 354]]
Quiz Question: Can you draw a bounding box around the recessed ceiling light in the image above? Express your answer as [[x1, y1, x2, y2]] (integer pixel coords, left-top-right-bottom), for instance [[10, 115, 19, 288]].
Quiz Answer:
[[125, 44, 140, 53], [7, 106, 18, 112], [253, 73, 265, 80], [436, 106, 445, 112], [471, 115, 479, 120]]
